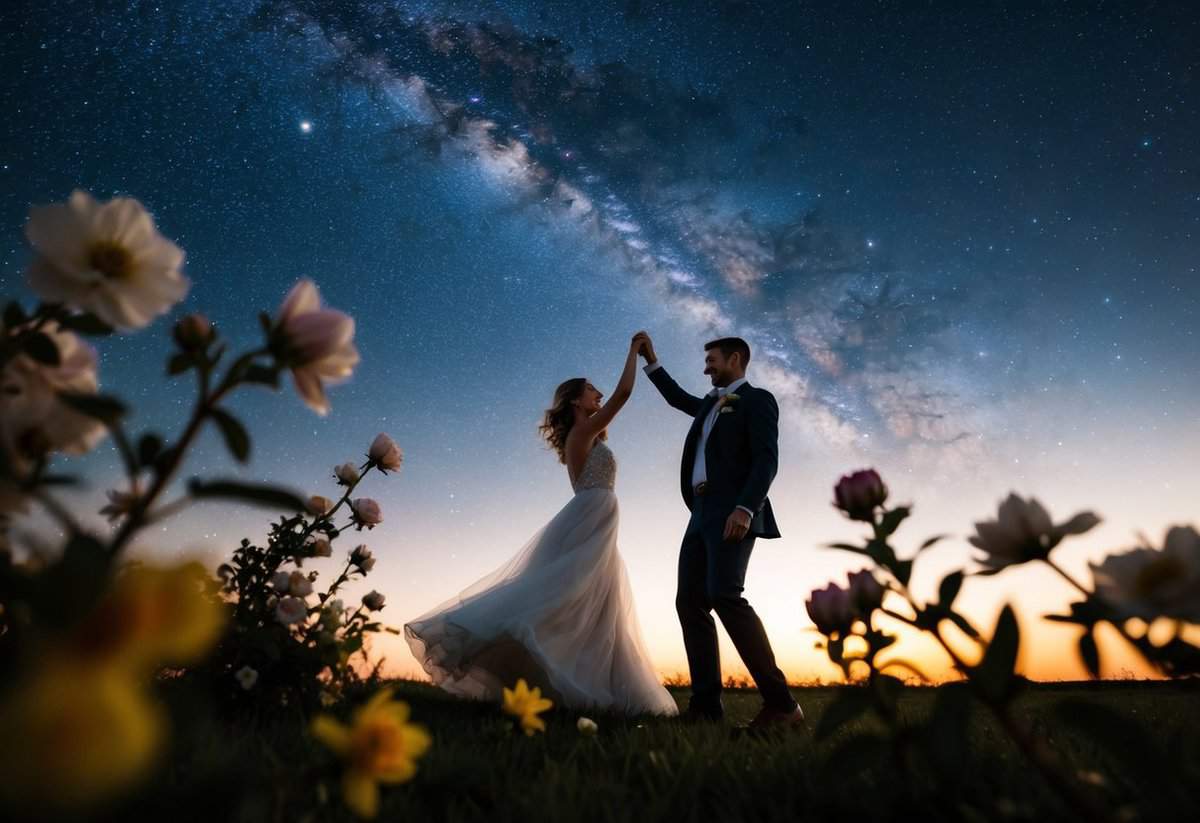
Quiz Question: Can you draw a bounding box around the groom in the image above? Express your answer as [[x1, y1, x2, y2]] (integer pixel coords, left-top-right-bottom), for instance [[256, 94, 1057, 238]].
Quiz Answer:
[[634, 332, 804, 729]]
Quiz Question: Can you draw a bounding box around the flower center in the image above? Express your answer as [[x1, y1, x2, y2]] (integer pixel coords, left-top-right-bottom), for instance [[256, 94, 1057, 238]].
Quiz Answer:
[[87, 241, 134, 280], [355, 721, 404, 773]]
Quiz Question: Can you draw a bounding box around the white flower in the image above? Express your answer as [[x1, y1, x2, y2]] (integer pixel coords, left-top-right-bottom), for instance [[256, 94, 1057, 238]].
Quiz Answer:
[[307, 495, 333, 516], [309, 537, 332, 557], [270, 278, 359, 416], [368, 433, 403, 473], [350, 498, 383, 530], [0, 322, 106, 475], [1090, 526, 1200, 623], [275, 596, 308, 625], [288, 570, 313, 597], [334, 462, 359, 485], [24, 190, 189, 330], [235, 665, 258, 690], [270, 570, 291, 592], [968, 493, 1101, 573], [350, 544, 375, 572], [577, 717, 598, 736], [362, 590, 386, 611]]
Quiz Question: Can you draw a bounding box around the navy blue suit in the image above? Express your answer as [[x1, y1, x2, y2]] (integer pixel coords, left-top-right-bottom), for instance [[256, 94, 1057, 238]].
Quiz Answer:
[[648, 366, 796, 715]]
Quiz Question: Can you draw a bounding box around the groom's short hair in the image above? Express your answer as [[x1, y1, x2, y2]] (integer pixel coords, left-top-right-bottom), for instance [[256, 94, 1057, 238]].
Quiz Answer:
[[704, 337, 751, 366]]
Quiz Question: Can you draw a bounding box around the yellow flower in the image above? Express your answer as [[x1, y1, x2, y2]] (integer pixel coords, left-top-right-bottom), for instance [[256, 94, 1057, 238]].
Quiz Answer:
[[310, 688, 432, 819], [502, 678, 554, 736], [75, 561, 226, 671], [0, 659, 164, 812]]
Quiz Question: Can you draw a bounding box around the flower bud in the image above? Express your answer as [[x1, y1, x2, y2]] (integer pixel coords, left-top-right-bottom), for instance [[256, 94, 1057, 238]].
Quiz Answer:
[[334, 462, 359, 485], [847, 569, 884, 616], [362, 590, 386, 611], [172, 313, 213, 351], [350, 498, 383, 530], [307, 495, 333, 516], [833, 469, 888, 522], [367, 433, 403, 473]]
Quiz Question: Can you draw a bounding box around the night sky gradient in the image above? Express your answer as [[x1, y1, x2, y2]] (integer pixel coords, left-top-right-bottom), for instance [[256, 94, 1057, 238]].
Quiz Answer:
[[3, 0, 1197, 681]]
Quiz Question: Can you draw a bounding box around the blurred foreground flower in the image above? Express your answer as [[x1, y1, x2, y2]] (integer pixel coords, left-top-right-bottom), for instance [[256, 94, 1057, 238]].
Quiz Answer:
[[805, 582, 854, 636], [502, 678, 553, 736], [269, 278, 359, 416], [969, 493, 1101, 573], [1090, 525, 1200, 622], [847, 569, 884, 616], [362, 590, 386, 611], [24, 190, 189, 330], [308, 494, 334, 516], [0, 321, 106, 476], [75, 561, 225, 671], [577, 717, 598, 736], [235, 665, 259, 690], [0, 661, 164, 812], [310, 688, 432, 819], [833, 469, 888, 522]]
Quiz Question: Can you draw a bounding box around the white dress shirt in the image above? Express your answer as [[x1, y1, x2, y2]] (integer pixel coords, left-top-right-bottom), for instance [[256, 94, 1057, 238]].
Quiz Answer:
[[645, 362, 754, 518]]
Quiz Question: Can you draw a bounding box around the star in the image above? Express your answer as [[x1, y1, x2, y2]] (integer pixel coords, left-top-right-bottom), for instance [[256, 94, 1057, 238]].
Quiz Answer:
[[299, 120, 313, 134]]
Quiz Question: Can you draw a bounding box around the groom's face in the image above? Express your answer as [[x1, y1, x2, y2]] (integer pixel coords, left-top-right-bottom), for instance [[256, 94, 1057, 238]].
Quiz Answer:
[[703, 349, 738, 387]]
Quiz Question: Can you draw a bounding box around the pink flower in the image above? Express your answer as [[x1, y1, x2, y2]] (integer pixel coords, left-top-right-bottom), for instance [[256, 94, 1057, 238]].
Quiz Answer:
[[334, 462, 359, 485], [271, 278, 359, 416], [288, 571, 313, 597], [847, 569, 884, 616], [833, 469, 888, 522], [350, 544, 375, 572], [969, 493, 1101, 573], [805, 583, 854, 636], [368, 433, 403, 473], [350, 498, 383, 530], [307, 495, 333, 516]]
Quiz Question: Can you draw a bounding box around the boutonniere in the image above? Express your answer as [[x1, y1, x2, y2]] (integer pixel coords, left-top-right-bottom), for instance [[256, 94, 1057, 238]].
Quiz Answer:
[[718, 393, 740, 414]]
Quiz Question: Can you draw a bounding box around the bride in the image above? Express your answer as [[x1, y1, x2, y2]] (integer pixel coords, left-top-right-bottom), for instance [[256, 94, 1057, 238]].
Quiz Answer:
[[404, 333, 679, 716]]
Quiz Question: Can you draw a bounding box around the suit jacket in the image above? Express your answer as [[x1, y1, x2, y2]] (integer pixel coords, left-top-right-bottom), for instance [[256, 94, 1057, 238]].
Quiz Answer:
[[648, 366, 782, 539]]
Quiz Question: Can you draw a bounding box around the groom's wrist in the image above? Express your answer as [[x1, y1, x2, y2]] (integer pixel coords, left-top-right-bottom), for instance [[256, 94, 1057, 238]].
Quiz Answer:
[[735, 505, 754, 518], [642, 361, 661, 374]]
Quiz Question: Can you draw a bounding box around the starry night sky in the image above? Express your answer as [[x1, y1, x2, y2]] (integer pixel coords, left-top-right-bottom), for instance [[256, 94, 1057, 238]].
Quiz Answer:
[[3, 0, 1197, 681]]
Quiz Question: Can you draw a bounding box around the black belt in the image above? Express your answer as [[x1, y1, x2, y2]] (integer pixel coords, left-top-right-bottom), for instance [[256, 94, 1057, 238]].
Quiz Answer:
[[693, 481, 708, 496]]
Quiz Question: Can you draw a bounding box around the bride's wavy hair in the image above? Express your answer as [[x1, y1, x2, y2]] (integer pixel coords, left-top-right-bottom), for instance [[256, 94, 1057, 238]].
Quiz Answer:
[[539, 377, 604, 464]]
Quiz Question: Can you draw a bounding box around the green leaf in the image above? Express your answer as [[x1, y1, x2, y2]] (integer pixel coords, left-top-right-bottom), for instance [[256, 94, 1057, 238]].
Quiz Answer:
[[938, 571, 965, 609], [918, 533, 949, 552], [23, 331, 61, 365], [210, 407, 251, 463], [57, 391, 128, 424], [57, 312, 114, 335], [974, 604, 1019, 702], [815, 686, 874, 740], [1078, 630, 1101, 678], [167, 352, 194, 376], [188, 478, 307, 512], [878, 506, 911, 538], [137, 433, 164, 468], [824, 542, 868, 554], [3, 301, 28, 330]]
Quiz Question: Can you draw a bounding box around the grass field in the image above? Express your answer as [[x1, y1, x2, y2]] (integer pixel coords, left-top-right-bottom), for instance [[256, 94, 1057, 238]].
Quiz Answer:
[[100, 678, 1200, 823]]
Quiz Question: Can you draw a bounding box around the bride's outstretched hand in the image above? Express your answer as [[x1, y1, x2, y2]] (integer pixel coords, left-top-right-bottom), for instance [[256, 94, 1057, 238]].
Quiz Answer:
[[632, 331, 656, 363]]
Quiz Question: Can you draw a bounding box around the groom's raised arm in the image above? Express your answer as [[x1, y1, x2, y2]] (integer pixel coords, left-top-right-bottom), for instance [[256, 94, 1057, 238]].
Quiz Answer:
[[737, 389, 780, 515], [644, 362, 705, 417]]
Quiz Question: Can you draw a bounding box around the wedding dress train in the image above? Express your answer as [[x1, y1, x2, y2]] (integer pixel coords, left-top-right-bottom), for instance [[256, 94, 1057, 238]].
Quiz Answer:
[[404, 440, 679, 716]]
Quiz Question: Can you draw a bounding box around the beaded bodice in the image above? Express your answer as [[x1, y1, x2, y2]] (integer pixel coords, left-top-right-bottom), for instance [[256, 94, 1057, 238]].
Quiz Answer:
[[572, 440, 617, 492]]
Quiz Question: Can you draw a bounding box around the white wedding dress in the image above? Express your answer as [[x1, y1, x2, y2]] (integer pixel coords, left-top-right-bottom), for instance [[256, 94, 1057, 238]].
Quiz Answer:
[[404, 440, 679, 716]]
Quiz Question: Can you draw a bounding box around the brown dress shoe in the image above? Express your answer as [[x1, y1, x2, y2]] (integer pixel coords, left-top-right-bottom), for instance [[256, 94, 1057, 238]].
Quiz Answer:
[[746, 703, 806, 731]]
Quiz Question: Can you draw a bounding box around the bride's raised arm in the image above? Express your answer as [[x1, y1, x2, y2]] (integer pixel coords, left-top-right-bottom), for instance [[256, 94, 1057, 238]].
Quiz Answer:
[[574, 335, 641, 438]]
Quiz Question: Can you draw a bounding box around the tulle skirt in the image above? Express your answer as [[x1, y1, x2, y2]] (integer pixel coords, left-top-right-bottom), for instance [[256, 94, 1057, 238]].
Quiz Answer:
[[404, 488, 679, 716]]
